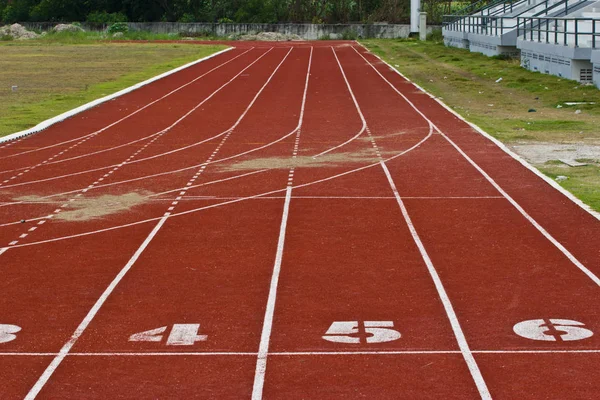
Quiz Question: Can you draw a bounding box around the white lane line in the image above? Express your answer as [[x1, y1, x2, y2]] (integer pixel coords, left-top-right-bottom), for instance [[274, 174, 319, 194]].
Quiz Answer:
[[252, 186, 292, 400], [6, 349, 600, 357], [311, 47, 367, 158], [381, 162, 492, 399], [335, 45, 491, 399], [0, 177, 500, 229], [441, 133, 600, 288], [25, 214, 170, 400], [0, 47, 241, 158], [0, 48, 273, 191], [354, 44, 600, 289], [147, 196, 505, 201], [252, 46, 313, 400]]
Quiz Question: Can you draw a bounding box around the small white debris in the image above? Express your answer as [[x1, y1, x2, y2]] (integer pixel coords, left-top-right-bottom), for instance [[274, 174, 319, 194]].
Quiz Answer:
[[575, 109, 582, 114], [11, 85, 18, 92], [556, 104, 563, 108], [556, 175, 568, 182], [495, 77, 503, 83]]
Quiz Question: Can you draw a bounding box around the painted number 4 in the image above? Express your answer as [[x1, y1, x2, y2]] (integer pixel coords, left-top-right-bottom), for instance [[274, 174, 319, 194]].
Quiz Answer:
[[129, 324, 207, 346], [323, 321, 401, 344]]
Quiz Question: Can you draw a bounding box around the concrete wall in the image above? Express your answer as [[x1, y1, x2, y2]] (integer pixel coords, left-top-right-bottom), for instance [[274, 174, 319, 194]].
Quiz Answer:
[[128, 22, 441, 39], [519, 40, 594, 82], [22, 22, 440, 40]]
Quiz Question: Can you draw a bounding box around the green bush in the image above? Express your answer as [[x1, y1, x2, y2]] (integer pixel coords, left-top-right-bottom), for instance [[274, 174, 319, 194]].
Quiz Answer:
[[217, 17, 233, 23], [87, 11, 127, 27], [426, 28, 443, 42], [107, 22, 129, 35], [341, 29, 359, 40], [1, 34, 13, 41], [178, 13, 195, 23]]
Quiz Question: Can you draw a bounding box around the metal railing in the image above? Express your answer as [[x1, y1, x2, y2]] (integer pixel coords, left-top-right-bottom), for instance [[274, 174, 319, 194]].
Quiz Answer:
[[517, 16, 600, 47], [443, 0, 525, 24], [444, 0, 585, 34]]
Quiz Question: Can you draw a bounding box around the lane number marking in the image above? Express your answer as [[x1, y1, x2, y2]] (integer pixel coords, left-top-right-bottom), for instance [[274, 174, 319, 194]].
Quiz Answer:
[[129, 324, 208, 346], [322, 321, 401, 344], [0, 324, 21, 344], [514, 319, 593, 342]]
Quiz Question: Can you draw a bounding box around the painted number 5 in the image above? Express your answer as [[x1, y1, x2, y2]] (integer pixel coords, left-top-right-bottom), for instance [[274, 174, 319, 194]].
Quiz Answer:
[[322, 321, 401, 344], [0, 324, 21, 344]]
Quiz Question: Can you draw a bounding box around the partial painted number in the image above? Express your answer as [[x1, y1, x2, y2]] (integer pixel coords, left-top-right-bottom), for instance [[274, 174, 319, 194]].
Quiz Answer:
[[514, 319, 593, 342], [0, 324, 21, 344], [129, 324, 208, 346], [322, 321, 401, 344]]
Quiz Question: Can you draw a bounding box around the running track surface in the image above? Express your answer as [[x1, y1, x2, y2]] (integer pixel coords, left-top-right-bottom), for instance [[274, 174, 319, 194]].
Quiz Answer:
[[1, 41, 600, 399]]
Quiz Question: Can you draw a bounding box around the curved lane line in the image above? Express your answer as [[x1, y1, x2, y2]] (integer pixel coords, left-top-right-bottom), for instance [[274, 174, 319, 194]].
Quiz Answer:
[[0, 48, 272, 190]]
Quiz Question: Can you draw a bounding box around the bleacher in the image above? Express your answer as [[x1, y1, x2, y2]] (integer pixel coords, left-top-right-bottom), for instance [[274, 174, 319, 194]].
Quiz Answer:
[[443, 0, 600, 87]]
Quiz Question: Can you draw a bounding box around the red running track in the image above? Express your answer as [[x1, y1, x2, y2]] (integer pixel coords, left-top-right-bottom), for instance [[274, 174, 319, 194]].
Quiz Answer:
[[1, 41, 599, 399]]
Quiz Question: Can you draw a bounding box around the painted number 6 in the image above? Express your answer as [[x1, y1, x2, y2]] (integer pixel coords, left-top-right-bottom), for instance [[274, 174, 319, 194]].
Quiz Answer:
[[0, 324, 21, 344], [322, 321, 401, 344]]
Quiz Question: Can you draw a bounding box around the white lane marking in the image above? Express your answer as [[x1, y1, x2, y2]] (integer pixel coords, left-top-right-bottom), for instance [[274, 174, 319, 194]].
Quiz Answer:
[[382, 162, 491, 399], [0, 47, 238, 152], [0, 133, 160, 175], [311, 47, 366, 158], [334, 45, 490, 398], [252, 46, 313, 400], [25, 214, 170, 400], [6, 349, 600, 357], [354, 43, 600, 288], [0, 48, 274, 191], [442, 133, 600, 287], [252, 188, 292, 400], [148, 196, 504, 201], [355, 42, 600, 221], [6, 348, 600, 357]]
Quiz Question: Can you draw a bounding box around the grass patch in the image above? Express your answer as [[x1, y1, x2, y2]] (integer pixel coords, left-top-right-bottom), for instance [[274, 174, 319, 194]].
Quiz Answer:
[[538, 164, 600, 211], [0, 41, 226, 136]]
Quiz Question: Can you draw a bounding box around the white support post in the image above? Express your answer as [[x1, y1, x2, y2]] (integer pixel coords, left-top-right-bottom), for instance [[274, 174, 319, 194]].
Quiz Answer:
[[411, 0, 421, 33], [420, 12, 427, 40]]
